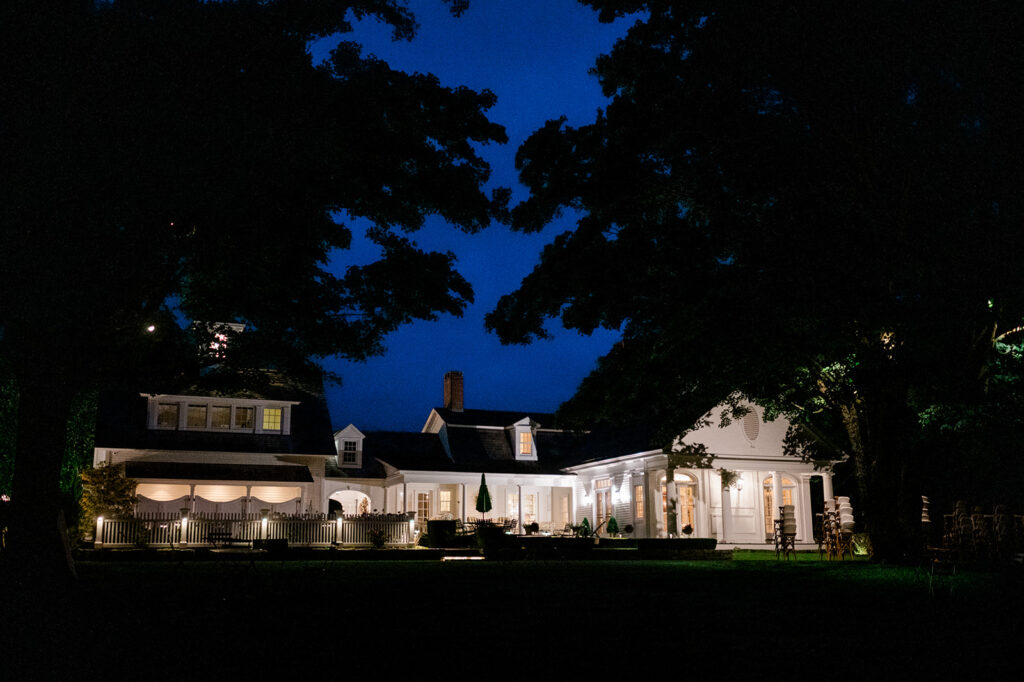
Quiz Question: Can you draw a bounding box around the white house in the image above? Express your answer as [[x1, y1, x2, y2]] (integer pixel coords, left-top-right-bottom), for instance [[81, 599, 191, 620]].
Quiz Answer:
[[96, 368, 835, 545], [325, 372, 833, 544]]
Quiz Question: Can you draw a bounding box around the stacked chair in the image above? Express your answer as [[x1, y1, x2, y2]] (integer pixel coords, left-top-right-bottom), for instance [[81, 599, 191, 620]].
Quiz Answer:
[[836, 496, 855, 559], [817, 497, 855, 560], [774, 504, 798, 559]]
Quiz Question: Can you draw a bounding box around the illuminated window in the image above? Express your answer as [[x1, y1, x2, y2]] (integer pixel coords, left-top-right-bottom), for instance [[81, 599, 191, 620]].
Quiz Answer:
[[262, 408, 282, 431], [524, 494, 536, 523], [157, 403, 178, 428], [519, 432, 532, 455], [211, 406, 231, 429], [342, 441, 357, 464], [187, 405, 207, 428], [507, 492, 519, 517], [234, 407, 254, 430], [635, 485, 644, 519], [417, 492, 430, 521], [440, 490, 452, 514], [560, 496, 569, 525]]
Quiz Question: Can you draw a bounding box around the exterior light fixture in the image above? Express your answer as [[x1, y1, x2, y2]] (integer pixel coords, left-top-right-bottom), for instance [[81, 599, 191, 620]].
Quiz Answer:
[[146, 325, 156, 333]]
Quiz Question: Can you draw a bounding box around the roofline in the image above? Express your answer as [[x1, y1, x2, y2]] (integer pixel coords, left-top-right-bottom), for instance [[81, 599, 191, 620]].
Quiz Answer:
[[563, 449, 663, 471]]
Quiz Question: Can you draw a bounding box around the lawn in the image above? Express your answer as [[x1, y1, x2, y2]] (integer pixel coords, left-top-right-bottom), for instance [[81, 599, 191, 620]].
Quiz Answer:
[[3, 556, 1020, 678]]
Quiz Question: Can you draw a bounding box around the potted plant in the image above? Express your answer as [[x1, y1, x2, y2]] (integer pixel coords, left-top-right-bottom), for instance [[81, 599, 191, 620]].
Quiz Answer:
[[682, 523, 693, 536]]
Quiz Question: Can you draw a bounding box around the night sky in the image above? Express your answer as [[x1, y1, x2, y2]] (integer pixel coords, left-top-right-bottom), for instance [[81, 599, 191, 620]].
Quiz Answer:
[[311, 2, 635, 431]]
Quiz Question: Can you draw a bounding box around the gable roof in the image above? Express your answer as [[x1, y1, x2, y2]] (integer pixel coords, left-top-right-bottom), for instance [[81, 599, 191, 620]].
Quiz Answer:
[[430, 407, 558, 429]]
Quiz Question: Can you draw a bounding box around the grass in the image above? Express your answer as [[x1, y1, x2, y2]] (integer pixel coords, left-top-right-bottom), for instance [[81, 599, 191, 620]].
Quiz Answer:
[[3, 556, 1021, 678]]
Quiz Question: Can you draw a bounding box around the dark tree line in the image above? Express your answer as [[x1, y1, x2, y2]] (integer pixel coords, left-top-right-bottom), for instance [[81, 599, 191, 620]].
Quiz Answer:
[[0, 0, 506, 578], [489, 1, 1024, 559]]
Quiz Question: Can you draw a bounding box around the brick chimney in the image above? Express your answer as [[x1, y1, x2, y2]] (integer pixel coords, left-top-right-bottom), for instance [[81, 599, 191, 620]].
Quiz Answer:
[[443, 371, 464, 412]]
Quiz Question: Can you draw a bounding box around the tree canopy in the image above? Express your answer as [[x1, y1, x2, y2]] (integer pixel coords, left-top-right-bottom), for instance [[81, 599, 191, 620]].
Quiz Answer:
[[0, 0, 505, 575], [487, 1, 1024, 557]]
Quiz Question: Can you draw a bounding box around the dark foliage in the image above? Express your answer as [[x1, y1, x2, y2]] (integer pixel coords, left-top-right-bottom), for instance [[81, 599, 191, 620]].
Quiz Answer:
[[489, 1, 1024, 558], [0, 1, 506, 576]]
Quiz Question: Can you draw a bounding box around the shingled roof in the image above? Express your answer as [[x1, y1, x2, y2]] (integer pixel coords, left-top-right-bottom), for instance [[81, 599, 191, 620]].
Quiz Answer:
[[95, 384, 336, 457]]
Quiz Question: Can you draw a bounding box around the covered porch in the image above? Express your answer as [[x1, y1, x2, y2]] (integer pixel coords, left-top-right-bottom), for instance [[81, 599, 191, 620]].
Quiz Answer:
[[379, 469, 576, 534]]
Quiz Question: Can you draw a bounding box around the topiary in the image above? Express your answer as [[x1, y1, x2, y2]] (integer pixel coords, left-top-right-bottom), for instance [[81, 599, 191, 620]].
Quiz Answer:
[[606, 516, 619, 535]]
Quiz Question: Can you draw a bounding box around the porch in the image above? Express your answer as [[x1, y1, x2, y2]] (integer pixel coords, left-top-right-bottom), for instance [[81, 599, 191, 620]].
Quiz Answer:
[[93, 511, 417, 548]]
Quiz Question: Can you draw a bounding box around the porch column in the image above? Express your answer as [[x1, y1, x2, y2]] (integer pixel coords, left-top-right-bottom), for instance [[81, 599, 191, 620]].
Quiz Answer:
[[644, 470, 655, 537], [244, 485, 252, 517], [461, 483, 466, 522], [772, 469, 783, 521], [189, 484, 196, 514], [517, 484, 523, 533], [402, 483, 408, 513], [798, 473, 814, 542], [821, 471, 834, 505], [720, 473, 732, 543], [666, 477, 679, 537]]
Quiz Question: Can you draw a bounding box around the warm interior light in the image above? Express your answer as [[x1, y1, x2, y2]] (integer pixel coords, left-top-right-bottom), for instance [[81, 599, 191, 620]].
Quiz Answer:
[[251, 486, 300, 504], [194, 484, 247, 502], [137, 483, 190, 502]]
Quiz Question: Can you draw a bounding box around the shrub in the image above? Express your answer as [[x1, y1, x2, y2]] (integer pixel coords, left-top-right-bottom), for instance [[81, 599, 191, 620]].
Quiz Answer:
[[606, 516, 619, 535], [367, 527, 389, 549]]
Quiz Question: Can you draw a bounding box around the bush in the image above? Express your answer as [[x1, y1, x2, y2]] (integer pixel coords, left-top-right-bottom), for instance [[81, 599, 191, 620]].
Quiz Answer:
[[606, 516, 619, 535]]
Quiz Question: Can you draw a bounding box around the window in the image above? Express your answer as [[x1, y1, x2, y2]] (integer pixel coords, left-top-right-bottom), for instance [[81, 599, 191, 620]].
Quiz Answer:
[[560, 496, 569, 525], [519, 432, 532, 455], [417, 492, 430, 521], [635, 485, 644, 519], [157, 403, 178, 428], [507, 492, 518, 518], [211, 406, 231, 429], [187, 405, 207, 428], [234, 407, 254, 430], [262, 407, 282, 431], [595, 479, 612, 529], [440, 490, 452, 514], [341, 441, 357, 464], [524, 494, 536, 523]]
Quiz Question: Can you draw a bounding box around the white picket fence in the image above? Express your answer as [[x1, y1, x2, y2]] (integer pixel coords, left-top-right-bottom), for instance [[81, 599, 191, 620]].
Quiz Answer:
[[95, 512, 415, 548]]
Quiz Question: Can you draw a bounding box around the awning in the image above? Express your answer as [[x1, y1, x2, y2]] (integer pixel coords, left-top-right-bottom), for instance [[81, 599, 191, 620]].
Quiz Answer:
[[125, 461, 313, 483]]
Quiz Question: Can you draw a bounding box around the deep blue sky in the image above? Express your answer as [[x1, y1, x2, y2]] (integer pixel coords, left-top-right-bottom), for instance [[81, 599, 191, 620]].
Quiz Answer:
[[313, 1, 635, 432]]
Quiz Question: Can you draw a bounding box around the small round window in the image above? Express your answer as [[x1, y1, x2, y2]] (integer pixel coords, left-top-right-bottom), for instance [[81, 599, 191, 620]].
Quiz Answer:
[[742, 410, 760, 441]]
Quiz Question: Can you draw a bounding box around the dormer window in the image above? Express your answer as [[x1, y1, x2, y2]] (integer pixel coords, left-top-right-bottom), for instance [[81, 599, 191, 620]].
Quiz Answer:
[[146, 395, 294, 434], [157, 403, 179, 428], [211, 406, 231, 429], [234, 407, 254, 430], [519, 432, 532, 456], [187, 405, 208, 428], [341, 441, 357, 464], [512, 418, 537, 461], [262, 408, 282, 431], [333, 424, 365, 468]]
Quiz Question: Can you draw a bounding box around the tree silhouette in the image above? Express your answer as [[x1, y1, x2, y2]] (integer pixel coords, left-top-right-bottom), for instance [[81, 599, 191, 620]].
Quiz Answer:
[[488, 1, 1024, 558], [0, 0, 506, 577]]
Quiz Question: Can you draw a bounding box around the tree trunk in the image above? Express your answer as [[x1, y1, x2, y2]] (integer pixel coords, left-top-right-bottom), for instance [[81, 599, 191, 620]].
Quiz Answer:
[[3, 366, 78, 583], [841, 389, 922, 562]]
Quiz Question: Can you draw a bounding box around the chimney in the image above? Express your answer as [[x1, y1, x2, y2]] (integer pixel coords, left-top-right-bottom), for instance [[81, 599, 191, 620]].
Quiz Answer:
[[443, 371, 464, 412]]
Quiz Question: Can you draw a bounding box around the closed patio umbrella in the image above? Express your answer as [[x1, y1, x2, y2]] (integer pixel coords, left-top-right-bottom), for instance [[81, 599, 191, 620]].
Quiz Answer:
[[476, 473, 492, 522]]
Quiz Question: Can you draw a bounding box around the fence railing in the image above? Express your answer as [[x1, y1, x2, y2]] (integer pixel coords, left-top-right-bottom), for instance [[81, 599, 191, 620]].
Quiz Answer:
[[95, 512, 415, 548]]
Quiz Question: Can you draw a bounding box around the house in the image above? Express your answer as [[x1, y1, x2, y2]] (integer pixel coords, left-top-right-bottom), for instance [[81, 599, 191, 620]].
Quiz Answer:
[[95, 365, 835, 546], [326, 372, 835, 544]]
